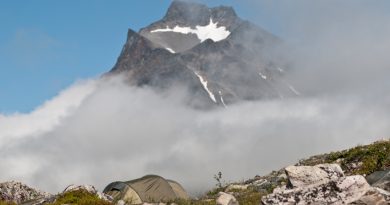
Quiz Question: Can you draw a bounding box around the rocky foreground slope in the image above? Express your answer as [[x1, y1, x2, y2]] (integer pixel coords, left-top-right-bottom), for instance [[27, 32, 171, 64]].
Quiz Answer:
[[1, 140, 389, 205]]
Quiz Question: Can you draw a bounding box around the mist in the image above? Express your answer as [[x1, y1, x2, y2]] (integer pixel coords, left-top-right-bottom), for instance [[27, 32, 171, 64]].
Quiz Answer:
[[1, 76, 389, 194], [1, 0, 390, 196], [241, 0, 390, 96]]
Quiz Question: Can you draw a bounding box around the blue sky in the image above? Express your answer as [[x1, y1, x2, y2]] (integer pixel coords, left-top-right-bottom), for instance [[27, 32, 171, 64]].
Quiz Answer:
[[0, 0, 266, 113]]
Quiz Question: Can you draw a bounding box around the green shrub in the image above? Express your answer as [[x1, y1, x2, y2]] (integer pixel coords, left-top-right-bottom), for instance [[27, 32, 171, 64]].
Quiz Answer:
[[47, 190, 113, 205]]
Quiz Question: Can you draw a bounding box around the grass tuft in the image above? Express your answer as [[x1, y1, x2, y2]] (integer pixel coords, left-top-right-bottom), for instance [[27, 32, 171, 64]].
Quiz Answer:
[[0, 201, 16, 205]]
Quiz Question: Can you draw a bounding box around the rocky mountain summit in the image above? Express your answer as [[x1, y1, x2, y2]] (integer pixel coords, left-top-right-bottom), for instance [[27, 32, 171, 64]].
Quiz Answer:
[[108, 0, 297, 108]]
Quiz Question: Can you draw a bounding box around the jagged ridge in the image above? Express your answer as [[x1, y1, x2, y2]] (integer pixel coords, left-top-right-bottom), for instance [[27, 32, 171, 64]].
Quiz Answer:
[[108, 0, 298, 108]]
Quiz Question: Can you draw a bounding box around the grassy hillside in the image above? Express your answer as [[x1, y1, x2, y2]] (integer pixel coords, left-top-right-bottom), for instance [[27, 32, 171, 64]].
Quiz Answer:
[[298, 140, 390, 175]]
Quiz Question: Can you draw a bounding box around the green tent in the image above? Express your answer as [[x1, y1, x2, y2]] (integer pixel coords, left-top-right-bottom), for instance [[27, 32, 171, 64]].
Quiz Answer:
[[103, 175, 189, 204]]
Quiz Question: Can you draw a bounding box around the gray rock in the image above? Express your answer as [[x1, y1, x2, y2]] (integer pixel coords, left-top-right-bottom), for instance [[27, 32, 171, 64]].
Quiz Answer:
[[63, 184, 98, 194], [248, 169, 287, 193], [285, 164, 344, 188], [216, 192, 239, 205], [262, 175, 370, 205]]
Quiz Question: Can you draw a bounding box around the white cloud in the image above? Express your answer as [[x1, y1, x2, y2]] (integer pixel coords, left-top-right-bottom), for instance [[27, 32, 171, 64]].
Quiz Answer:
[[0, 77, 388, 195], [0, 80, 96, 148]]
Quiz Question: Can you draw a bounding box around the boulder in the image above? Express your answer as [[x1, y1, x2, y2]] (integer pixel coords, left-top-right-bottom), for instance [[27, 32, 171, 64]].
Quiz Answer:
[[285, 163, 344, 188], [262, 175, 370, 204], [63, 184, 97, 194], [216, 192, 239, 205]]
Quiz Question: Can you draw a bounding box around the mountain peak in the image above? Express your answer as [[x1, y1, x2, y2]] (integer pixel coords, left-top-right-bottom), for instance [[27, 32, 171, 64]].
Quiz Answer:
[[211, 5, 237, 20], [163, 1, 238, 27], [138, 1, 242, 53], [164, 1, 209, 24], [110, 2, 293, 108]]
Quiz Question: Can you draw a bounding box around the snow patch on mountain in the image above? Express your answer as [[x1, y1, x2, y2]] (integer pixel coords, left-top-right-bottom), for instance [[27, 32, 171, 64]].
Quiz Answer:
[[219, 91, 227, 108], [259, 72, 267, 80], [151, 18, 230, 42], [165, 47, 176, 53], [194, 72, 217, 103], [288, 84, 301, 96]]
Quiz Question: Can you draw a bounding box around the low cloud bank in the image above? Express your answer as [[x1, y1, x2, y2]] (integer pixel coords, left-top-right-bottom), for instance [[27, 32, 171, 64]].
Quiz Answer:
[[0, 77, 389, 194], [0, 80, 96, 148]]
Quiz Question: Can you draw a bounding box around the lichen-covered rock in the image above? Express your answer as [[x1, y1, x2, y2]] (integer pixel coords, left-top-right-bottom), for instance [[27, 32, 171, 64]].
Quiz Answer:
[[216, 192, 239, 205], [0, 181, 51, 204], [63, 184, 98, 194], [246, 169, 287, 193], [262, 175, 370, 205], [285, 163, 344, 188]]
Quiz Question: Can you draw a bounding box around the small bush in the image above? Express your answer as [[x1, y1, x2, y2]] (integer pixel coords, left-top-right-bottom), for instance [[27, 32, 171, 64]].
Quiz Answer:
[[47, 190, 113, 205]]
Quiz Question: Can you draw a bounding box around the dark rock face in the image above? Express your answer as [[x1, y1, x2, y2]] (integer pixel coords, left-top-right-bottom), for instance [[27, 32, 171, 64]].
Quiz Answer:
[[366, 169, 390, 192], [109, 0, 298, 108]]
